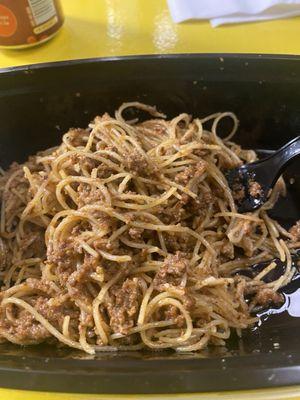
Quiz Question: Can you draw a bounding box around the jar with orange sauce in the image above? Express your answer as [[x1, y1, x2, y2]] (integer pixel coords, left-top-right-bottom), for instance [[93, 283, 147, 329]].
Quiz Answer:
[[0, 0, 64, 49]]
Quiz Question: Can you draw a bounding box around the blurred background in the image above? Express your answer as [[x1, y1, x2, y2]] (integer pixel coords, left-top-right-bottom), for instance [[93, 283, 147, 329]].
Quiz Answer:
[[1, 0, 300, 68]]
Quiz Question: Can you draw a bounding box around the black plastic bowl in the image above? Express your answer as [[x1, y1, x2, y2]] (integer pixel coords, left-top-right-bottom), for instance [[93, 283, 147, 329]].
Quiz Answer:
[[0, 54, 300, 394]]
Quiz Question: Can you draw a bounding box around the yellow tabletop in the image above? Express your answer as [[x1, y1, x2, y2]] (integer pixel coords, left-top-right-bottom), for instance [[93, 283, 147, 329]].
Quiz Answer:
[[1, 386, 300, 400], [1, 0, 300, 69]]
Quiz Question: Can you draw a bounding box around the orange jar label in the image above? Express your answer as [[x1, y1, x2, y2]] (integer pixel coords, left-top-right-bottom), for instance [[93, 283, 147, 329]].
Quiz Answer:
[[0, 0, 64, 48], [0, 4, 17, 37]]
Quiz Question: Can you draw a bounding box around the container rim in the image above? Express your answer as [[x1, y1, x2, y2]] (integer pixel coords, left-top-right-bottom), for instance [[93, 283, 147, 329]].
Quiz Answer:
[[1, 52, 300, 75]]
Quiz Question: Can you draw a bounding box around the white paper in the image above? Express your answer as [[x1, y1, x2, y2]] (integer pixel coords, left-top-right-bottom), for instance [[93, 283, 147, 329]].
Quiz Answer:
[[167, 0, 300, 26]]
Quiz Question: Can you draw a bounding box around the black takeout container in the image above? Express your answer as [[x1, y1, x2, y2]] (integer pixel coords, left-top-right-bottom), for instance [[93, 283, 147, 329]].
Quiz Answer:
[[0, 54, 300, 394]]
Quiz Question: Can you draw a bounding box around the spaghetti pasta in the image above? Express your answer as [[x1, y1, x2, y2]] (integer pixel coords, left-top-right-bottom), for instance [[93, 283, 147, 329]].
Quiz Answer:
[[0, 102, 298, 354]]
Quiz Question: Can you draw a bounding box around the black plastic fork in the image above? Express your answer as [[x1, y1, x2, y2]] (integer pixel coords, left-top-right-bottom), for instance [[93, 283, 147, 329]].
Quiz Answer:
[[226, 136, 300, 213]]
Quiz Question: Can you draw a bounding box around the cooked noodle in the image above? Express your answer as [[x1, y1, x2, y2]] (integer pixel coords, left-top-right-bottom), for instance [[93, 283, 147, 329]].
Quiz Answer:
[[0, 102, 298, 354]]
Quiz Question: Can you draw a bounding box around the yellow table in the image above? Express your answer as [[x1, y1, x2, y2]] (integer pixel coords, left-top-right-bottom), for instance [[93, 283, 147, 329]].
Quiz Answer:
[[1, 0, 300, 69], [1, 1, 300, 399], [0, 386, 300, 400]]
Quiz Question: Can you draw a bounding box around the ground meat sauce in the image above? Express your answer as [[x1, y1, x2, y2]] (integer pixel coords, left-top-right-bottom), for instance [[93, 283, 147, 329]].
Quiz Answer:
[[19, 230, 46, 259], [254, 288, 283, 306], [220, 240, 234, 259], [164, 305, 185, 327], [128, 227, 144, 241], [124, 150, 148, 175], [77, 184, 105, 208], [0, 305, 51, 344], [153, 252, 188, 291], [232, 184, 245, 202], [289, 220, 300, 241], [26, 278, 57, 297], [175, 161, 206, 186], [123, 149, 160, 178], [106, 278, 142, 334], [0, 285, 78, 345], [231, 173, 262, 205], [248, 180, 262, 198]]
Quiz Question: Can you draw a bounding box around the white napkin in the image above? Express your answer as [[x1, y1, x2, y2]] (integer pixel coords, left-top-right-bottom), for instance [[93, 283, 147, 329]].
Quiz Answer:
[[167, 0, 300, 27]]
